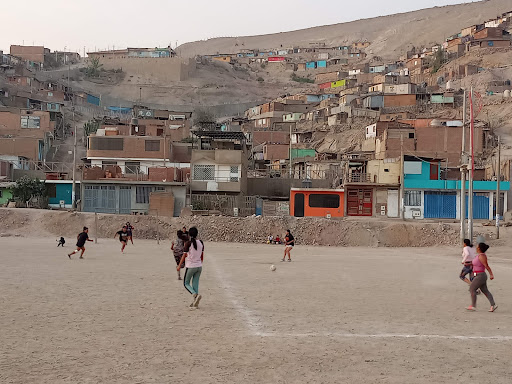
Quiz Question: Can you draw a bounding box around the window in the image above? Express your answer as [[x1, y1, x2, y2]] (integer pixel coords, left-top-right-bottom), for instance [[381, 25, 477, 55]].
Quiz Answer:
[[309, 194, 340, 208], [136, 186, 152, 204], [230, 166, 239, 182], [47, 184, 57, 198], [154, 186, 165, 191], [0, 190, 3, 198], [404, 191, 421, 206], [48, 92, 53, 97], [193, 165, 215, 181], [145, 140, 160, 152], [125, 161, 140, 174], [20, 116, 40, 129], [408, 132, 415, 139], [89, 137, 124, 151]]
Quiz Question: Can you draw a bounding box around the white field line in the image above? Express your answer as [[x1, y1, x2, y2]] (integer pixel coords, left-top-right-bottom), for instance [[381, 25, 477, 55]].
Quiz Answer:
[[209, 254, 264, 336], [209, 250, 511, 341], [258, 332, 512, 341]]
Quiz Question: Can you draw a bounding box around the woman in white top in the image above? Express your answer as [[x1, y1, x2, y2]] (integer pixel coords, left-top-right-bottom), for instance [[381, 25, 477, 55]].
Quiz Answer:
[[177, 227, 204, 309], [460, 238, 476, 285]]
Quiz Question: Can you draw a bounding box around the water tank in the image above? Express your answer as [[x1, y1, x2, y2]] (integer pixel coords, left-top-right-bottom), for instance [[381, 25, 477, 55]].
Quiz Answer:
[[131, 118, 139, 126], [504, 90, 511, 98], [446, 80, 452, 90], [302, 179, 312, 188]]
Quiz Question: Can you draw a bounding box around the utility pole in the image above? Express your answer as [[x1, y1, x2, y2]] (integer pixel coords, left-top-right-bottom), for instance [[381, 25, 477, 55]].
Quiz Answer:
[[289, 123, 293, 178], [460, 89, 466, 241], [72, 120, 77, 210], [467, 87, 474, 240], [496, 136, 501, 239], [400, 132, 405, 220]]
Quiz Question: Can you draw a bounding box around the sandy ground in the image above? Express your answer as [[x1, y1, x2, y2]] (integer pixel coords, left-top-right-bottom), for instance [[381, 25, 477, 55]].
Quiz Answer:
[[1, 238, 512, 383]]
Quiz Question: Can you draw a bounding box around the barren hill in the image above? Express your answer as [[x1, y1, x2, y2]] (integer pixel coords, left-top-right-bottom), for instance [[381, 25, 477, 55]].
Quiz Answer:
[[177, 0, 511, 59]]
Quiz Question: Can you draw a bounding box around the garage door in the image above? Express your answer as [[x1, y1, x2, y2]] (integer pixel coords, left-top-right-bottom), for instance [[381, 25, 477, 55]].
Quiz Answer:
[[424, 191, 456, 219]]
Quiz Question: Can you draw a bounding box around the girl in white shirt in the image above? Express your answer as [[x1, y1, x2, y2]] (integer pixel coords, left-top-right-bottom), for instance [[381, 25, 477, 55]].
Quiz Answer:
[[460, 238, 476, 285], [177, 227, 204, 309]]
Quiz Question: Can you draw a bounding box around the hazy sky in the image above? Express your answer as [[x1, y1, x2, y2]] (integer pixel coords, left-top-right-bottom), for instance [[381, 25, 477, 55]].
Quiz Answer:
[[1, 0, 473, 54]]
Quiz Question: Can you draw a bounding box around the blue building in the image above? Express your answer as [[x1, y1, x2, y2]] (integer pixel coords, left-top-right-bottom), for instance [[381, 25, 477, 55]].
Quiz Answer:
[[403, 157, 509, 220], [46, 180, 81, 209]]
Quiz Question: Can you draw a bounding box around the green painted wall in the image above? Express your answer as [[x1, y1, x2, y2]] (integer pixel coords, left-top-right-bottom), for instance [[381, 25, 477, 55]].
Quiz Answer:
[[290, 148, 316, 160], [0, 188, 13, 205]]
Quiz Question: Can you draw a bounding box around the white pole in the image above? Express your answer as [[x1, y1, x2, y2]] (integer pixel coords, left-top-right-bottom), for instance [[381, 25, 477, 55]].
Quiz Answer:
[[496, 136, 501, 239], [400, 133, 404, 220], [71, 117, 77, 210], [467, 87, 474, 240], [460, 89, 466, 241]]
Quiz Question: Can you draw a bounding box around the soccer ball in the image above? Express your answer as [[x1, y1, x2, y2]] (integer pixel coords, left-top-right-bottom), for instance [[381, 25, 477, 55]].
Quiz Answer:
[[270, 265, 276, 271]]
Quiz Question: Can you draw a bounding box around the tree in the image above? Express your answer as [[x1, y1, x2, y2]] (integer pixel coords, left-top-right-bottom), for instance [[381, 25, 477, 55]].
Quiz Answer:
[[193, 108, 217, 129], [12, 176, 47, 205], [86, 57, 103, 77]]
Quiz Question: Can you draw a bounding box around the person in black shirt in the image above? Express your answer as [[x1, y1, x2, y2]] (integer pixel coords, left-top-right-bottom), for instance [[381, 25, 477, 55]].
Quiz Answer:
[[282, 229, 294, 262], [115, 226, 129, 253], [68, 227, 92, 259], [126, 222, 135, 245]]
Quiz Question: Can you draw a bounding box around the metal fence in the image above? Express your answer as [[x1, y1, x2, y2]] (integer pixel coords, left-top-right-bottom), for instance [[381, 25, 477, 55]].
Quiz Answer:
[[191, 194, 256, 216]]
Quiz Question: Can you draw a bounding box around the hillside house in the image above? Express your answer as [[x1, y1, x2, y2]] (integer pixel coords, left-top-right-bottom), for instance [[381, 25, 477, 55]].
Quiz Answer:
[[191, 131, 248, 195]]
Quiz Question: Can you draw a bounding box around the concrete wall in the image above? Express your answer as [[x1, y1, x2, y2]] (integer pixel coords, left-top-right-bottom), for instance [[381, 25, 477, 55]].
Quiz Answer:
[[0, 187, 13, 205], [93, 57, 196, 82], [247, 178, 331, 198], [367, 159, 401, 184]]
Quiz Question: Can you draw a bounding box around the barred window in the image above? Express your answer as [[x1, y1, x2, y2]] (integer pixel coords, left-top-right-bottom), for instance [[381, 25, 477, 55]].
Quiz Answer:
[[136, 186, 152, 204], [89, 137, 123, 151], [230, 166, 239, 182], [193, 165, 215, 181], [145, 140, 160, 152], [404, 191, 421, 206]]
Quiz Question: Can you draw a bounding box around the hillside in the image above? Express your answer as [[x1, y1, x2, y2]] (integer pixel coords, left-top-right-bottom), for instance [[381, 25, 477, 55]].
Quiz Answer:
[[71, 60, 316, 114], [177, 0, 511, 59]]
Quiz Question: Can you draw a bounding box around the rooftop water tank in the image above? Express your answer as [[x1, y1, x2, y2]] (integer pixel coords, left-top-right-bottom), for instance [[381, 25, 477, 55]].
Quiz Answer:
[[504, 90, 511, 98]]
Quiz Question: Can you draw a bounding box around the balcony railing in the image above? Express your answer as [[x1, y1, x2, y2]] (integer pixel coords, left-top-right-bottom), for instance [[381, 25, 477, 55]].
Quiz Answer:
[[348, 173, 371, 183]]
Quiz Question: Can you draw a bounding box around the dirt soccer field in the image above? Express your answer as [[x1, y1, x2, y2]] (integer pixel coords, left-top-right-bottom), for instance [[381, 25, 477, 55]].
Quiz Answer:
[[1, 237, 512, 384]]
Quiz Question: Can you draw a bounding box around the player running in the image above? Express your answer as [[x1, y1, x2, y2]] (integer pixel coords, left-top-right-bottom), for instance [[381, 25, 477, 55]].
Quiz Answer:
[[282, 229, 294, 262], [460, 239, 476, 285], [466, 243, 498, 312], [126, 222, 135, 245], [115, 226, 129, 253], [68, 227, 93, 259], [171, 230, 186, 280], [177, 227, 204, 309]]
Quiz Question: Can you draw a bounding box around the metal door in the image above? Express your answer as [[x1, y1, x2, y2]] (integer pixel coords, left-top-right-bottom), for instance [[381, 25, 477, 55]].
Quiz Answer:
[[465, 193, 489, 220], [119, 186, 131, 214], [255, 198, 263, 216], [387, 189, 399, 217], [347, 189, 373, 216], [294, 193, 304, 217], [424, 191, 456, 218]]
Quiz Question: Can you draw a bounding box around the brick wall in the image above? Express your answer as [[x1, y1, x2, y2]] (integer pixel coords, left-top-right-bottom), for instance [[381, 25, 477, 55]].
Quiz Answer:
[[10, 45, 45, 63], [253, 131, 289, 146], [264, 144, 289, 161], [0, 109, 52, 138]]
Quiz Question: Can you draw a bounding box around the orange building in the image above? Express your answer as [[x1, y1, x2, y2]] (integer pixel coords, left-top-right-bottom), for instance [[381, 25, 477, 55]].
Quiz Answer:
[[290, 188, 345, 218]]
